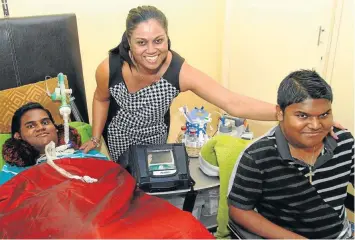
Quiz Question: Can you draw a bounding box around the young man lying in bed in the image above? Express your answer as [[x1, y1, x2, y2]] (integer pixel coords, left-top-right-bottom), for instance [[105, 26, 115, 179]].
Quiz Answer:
[[0, 102, 213, 239], [0, 102, 107, 185]]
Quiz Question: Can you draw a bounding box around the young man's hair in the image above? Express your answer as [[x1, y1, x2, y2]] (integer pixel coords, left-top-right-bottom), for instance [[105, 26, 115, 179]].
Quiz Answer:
[[11, 102, 55, 137], [277, 69, 333, 111]]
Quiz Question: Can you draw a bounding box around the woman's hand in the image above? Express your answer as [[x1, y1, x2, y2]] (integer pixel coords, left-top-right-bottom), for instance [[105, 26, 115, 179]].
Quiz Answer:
[[80, 138, 99, 153], [330, 121, 346, 140]]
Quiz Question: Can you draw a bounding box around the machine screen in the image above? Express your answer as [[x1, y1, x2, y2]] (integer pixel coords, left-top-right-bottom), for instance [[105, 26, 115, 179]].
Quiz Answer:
[[147, 149, 176, 171]]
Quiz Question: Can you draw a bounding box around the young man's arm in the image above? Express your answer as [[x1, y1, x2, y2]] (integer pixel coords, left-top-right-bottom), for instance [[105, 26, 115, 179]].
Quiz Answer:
[[229, 206, 306, 239], [228, 151, 306, 239], [350, 142, 354, 188], [344, 141, 354, 211]]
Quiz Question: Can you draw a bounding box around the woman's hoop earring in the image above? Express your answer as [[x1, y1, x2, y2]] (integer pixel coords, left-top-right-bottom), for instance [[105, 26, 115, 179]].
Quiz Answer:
[[129, 50, 138, 69]]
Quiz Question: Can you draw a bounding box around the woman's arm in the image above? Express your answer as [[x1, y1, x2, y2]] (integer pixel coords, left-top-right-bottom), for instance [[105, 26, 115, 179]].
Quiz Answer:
[[80, 58, 111, 153], [229, 206, 306, 239], [179, 62, 277, 121]]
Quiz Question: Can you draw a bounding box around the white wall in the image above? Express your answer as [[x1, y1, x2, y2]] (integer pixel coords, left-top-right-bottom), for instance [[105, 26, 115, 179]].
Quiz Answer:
[[223, 0, 354, 135], [1, 0, 352, 137], [325, 0, 354, 134], [1, 0, 225, 142]]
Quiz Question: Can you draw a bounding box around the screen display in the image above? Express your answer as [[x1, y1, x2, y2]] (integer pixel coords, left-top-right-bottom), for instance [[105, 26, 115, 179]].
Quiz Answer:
[[147, 149, 176, 171]]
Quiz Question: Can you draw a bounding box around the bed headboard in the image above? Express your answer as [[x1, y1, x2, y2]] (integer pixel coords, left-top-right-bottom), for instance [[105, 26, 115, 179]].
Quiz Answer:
[[0, 14, 89, 123]]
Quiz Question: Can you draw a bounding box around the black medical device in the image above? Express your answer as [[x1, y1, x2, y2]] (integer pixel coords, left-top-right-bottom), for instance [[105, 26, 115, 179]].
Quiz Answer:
[[129, 143, 193, 192]]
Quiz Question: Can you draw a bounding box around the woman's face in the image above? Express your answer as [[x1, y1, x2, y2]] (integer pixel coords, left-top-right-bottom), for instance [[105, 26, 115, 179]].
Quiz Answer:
[[129, 19, 169, 73]]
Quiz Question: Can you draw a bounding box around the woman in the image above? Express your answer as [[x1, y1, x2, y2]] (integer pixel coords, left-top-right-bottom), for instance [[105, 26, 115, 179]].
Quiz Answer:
[[80, 5, 337, 163]]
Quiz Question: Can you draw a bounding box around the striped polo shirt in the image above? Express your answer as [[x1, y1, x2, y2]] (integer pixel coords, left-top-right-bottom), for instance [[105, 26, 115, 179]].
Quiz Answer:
[[228, 126, 354, 239]]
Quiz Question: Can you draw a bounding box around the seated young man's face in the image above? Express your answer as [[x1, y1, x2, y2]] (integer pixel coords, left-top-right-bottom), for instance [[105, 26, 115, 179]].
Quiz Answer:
[[278, 98, 333, 148], [15, 109, 58, 153]]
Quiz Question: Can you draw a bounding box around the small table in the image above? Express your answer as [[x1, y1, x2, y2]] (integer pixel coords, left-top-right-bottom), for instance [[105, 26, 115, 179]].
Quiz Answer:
[[148, 157, 220, 229]]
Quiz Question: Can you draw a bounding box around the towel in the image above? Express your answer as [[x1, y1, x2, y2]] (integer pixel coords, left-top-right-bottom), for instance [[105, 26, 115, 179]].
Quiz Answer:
[[200, 135, 251, 238]]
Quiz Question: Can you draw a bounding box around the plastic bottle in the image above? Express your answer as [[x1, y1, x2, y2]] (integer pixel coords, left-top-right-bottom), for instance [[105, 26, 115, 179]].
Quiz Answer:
[[178, 125, 187, 143], [217, 118, 245, 138], [186, 128, 198, 148]]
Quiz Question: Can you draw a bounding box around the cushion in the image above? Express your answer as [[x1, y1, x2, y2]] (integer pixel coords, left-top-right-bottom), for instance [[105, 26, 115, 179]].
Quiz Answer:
[[0, 134, 11, 169], [0, 76, 69, 133], [200, 135, 251, 238], [68, 121, 92, 144]]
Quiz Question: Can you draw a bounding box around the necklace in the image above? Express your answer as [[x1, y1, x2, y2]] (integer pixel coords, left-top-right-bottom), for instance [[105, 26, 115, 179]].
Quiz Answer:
[[304, 146, 316, 183], [137, 70, 161, 83], [290, 145, 318, 183], [129, 50, 162, 83]]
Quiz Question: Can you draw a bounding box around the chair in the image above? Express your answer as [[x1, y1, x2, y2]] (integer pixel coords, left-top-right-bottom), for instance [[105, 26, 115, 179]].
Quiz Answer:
[[228, 221, 263, 239]]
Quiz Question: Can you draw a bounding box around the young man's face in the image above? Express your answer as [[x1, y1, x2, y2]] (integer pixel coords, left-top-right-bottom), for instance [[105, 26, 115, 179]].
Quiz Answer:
[[277, 99, 333, 149], [14, 109, 58, 153]]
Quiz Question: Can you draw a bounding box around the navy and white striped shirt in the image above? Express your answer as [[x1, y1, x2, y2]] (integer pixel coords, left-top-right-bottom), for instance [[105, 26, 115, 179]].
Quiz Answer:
[[228, 126, 354, 239]]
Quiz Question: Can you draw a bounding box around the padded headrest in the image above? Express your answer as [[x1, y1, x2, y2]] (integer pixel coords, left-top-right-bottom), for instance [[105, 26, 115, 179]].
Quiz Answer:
[[0, 14, 89, 122]]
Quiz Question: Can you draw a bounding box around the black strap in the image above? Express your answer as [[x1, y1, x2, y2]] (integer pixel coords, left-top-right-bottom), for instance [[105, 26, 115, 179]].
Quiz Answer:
[[182, 177, 198, 212]]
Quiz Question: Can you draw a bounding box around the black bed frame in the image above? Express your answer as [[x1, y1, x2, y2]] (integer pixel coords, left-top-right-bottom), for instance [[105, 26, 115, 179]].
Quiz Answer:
[[0, 14, 89, 122]]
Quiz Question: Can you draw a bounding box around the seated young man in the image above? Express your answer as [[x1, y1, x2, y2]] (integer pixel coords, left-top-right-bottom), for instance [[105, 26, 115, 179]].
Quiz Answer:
[[0, 102, 107, 184], [228, 70, 354, 239]]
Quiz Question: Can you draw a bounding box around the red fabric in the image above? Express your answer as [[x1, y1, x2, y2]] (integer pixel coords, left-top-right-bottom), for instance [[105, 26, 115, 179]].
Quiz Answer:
[[0, 158, 214, 239]]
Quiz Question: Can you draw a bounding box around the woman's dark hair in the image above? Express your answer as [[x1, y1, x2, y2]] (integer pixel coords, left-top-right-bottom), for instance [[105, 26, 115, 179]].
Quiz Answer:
[[125, 5, 168, 40], [11, 102, 55, 137], [110, 6, 171, 65], [277, 70, 333, 112]]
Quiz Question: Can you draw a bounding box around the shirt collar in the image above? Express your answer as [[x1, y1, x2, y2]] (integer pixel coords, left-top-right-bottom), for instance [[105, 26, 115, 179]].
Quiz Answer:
[[274, 125, 337, 167]]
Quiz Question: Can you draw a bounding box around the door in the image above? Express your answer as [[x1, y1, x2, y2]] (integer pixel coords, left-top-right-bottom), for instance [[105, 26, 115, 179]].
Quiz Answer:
[[223, 0, 335, 135]]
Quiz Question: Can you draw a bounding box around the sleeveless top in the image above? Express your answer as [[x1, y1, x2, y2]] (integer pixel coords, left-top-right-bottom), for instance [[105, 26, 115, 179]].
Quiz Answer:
[[105, 51, 184, 162]]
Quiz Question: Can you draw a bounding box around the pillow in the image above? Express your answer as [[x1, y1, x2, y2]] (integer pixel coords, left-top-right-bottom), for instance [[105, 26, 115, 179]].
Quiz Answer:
[[0, 76, 69, 133], [68, 122, 92, 144], [0, 134, 11, 169]]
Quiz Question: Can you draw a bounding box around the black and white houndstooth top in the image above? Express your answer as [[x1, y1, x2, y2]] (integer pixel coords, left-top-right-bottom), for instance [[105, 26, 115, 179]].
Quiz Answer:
[[104, 51, 184, 162]]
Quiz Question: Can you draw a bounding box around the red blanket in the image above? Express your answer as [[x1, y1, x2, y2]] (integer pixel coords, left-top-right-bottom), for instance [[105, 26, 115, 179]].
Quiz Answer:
[[0, 158, 213, 239]]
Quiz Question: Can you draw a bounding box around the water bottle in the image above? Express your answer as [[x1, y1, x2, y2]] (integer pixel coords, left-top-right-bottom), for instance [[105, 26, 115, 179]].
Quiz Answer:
[[178, 125, 187, 144], [186, 128, 198, 148]]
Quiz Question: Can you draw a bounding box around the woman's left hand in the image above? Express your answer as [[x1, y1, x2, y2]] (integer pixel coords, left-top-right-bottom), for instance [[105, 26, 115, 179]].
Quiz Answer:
[[330, 121, 346, 140]]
